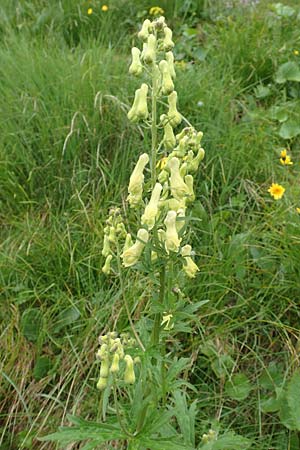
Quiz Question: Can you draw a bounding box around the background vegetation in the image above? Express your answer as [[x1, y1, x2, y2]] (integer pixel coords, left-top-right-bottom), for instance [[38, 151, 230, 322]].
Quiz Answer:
[[1, 0, 300, 448]]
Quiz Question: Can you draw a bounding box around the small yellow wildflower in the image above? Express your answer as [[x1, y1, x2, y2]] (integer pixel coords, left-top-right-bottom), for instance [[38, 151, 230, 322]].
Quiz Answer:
[[175, 60, 187, 70], [294, 50, 299, 56], [296, 207, 300, 214], [268, 183, 285, 200], [149, 6, 164, 16], [280, 149, 293, 165], [87, 7, 93, 15], [101, 4, 108, 12]]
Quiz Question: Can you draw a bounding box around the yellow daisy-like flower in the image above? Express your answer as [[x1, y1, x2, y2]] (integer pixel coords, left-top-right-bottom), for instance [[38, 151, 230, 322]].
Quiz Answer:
[[294, 50, 299, 56], [87, 7, 93, 15], [268, 183, 285, 200], [280, 149, 293, 165], [149, 6, 164, 16], [101, 4, 108, 11]]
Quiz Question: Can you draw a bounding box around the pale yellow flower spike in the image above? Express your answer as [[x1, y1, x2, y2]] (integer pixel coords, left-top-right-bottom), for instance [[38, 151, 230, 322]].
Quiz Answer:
[[164, 210, 181, 253], [122, 228, 149, 267], [141, 183, 163, 230], [181, 244, 199, 278]]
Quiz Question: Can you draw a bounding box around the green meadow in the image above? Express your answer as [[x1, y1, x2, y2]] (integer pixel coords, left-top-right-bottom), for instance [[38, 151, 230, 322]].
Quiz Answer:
[[1, 0, 300, 449]]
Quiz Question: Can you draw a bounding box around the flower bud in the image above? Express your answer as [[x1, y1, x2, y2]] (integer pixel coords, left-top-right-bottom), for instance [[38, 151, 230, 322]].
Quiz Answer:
[[127, 153, 149, 206], [108, 226, 116, 243], [123, 233, 133, 253], [168, 157, 189, 200], [166, 51, 176, 79], [110, 353, 120, 373], [127, 83, 149, 122], [116, 222, 126, 237], [143, 34, 156, 64], [97, 376, 107, 390], [141, 182, 163, 229], [124, 355, 135, 384], [129, 47, 143, 76], [159, 60, 174, 95], [164, 210, 181, 253], [163, 27, 174, 51], [122, 228, 149, 267], [102, 234, 111, 257], [102, 254, 113, 275], [138, 19, 151, 41], [96, 342, 108, 359], [167, 91, 181, 128], [181, 244, 199, 278]]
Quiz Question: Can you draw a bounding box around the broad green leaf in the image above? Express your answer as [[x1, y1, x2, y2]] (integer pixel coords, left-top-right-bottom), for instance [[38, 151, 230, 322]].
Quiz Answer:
[[287, 370, 300, 430], [225, 373, 251, 401], [254, 85, 271, 99], [33, 356, 52, 380], [259, 361, 284, 389], [260, 396, 281, 413], [211, 355, 234, 379], [279, 120, 300, 139], [53, 306, 80, 334], [268, 106, 289, 122], [275, 62, 300, 84], [278, 389, 298, 430], [271, 3, 295, 17], [21, 309, 43, 343]]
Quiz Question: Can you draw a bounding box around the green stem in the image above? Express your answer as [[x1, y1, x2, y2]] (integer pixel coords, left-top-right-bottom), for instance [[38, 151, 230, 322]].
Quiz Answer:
[[152, 266, 166, 346], [150, 60, 159, 188], [115, 241, 145, 352]]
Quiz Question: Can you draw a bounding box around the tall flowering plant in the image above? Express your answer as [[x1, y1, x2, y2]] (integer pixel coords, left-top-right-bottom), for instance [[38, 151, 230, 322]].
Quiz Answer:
[[41, 17, 249, 450]]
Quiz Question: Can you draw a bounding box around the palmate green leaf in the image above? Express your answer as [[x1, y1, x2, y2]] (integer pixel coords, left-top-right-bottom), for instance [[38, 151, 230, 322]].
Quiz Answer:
[[275, 62, 300, 84], [224, 373, 251, 401], [139, 436, 194, 450], [21, 308, 43, 343], [200, 433, 251, 450], [278, 120, 300, 139], [286, 370, 300, 430], [39, 416, 126, 444]]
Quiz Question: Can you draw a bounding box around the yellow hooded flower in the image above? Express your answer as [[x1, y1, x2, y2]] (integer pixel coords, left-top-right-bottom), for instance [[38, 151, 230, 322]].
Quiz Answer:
[[127, 153, 149, 206], [129, 47, 143, 76], [141, 182, 163, 229], [164, 210, 181, 253], [181, 244, 199, 278], [127, 83, 149, 122], [122, 228, 149, 267], [168, 157, 189, 200], [102, 254, 113, 275], [124, 355, 135, 384], [167, 91, 181, 128], [159, 60, 174, 95]]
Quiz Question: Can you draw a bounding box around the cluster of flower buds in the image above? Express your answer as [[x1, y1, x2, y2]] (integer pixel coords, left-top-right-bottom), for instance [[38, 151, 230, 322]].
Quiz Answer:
[[201, 429, 217, 444], [96, 332, 139, 390], [101, 208, 127, 275]]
